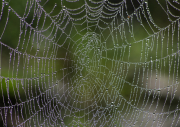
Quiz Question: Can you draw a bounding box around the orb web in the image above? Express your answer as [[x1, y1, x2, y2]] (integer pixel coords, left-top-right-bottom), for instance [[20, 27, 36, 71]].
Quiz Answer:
[[0, 0, 180, 126]]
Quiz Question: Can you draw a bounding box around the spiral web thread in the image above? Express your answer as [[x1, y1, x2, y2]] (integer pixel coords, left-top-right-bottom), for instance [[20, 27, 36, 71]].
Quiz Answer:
[[0, 0, 180, 126]]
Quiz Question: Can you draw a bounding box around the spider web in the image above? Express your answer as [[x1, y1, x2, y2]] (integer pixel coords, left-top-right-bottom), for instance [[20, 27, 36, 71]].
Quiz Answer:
[[0, 0, 180, 126]]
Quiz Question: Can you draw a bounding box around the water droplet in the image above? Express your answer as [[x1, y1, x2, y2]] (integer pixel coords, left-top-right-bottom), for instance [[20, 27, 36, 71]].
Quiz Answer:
[[8, 6, 11, 11], [157, 89, 161, 92], [62, 6, 66, 10], [144, 0, 148, 4], [5, 1, 8, 5]]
